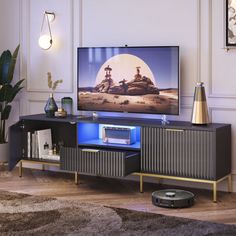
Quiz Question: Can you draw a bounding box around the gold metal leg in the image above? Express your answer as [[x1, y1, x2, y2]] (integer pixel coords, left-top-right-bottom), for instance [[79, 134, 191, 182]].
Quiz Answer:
[[75, 172, 79, 185], [19, 161, 22, 177], [228, 174, 232, 193], [0, 162, 5, 170], [140, 174, 143, 193], [213, 182, 217, 203], [133, 172, 232, 202]]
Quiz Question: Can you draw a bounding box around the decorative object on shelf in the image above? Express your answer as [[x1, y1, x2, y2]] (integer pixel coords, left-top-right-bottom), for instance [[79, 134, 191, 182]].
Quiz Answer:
[[44, 72, 63, 117], [61, 97, 73, 115], [47, 72, 63, 91], [44, 93, 58, 117], [161, 115, 170, 125], [41, 153, 60, 161], [38, 11, 55, 50], [52, 143, 57, 155], [226, 0, 236, 47], [102, 125, 137, 145], [58, 140, 64, 153], [55, 108, 67, 118], [191, 82, 209, 125], [36, 129, 52, 158], [92, 111, 98, 120], [0, 45, 24, 162]]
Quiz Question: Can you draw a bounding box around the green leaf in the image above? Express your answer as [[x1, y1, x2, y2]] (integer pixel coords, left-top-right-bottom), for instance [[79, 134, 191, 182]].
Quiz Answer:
[[0, 84, 12, 103], [0, 50, 11, 84], [0, 45, 23, 143], [0, 85, 3, 101], [8, 86, 23, 103], [8, 79, 24, 102], [1, 105, 11, 120], [7, 44, 20, 83], [13, 79, 24, 89], [0, 84, 8, 102]]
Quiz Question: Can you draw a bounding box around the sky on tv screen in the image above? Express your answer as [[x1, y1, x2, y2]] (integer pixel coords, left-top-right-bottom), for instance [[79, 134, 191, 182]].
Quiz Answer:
[[77, 47, 179, 89]]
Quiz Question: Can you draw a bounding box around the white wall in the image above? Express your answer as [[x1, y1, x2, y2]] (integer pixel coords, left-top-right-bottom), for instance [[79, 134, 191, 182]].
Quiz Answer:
[[0, 0, 20, 52], [1, 0, 236, 192], [0, 0, 21, 130]]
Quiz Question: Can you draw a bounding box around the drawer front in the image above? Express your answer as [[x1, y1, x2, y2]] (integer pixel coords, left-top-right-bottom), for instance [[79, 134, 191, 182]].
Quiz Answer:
[[141, 127, 215, 180], [60, 147, 140, 177], [96, 150, 124, 176], [60, 147, 79, 171]]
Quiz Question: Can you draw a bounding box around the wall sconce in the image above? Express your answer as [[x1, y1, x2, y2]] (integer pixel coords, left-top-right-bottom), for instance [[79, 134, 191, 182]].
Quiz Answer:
[[38, 11, 55, 50]]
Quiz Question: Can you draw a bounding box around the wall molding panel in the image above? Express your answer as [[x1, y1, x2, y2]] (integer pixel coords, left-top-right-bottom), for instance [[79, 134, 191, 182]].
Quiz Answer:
[[208, 0, 236, 98], [27, 98, 61, 115], [21, 0, 74, 93]]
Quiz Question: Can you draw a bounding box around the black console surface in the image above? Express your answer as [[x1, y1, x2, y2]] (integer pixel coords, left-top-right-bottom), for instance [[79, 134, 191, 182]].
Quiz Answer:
[[20, 113, 230, 131]]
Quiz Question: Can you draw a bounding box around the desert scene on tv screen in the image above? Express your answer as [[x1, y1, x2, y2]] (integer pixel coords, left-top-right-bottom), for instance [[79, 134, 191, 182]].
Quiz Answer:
[[78, 54, 178, 114]]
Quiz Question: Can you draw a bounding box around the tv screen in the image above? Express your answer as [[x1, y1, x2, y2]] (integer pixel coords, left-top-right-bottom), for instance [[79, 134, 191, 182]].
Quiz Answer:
[[77, 46, 179, 115]]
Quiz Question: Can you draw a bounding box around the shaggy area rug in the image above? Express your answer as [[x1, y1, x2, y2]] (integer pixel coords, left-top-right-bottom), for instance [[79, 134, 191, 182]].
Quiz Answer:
[[0, 190, 236, 236]]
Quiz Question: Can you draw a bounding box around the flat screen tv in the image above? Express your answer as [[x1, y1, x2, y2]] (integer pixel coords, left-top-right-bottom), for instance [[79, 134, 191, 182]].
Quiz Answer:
[[77, 46, 179, 115]]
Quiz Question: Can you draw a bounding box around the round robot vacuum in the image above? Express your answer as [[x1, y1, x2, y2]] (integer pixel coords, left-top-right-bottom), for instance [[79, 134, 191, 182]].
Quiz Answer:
[[152, 189, 195, 208]]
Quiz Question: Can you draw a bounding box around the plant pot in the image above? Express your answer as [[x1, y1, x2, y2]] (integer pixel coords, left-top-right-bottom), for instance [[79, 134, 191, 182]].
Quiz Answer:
[[0, 142, 9, 163]]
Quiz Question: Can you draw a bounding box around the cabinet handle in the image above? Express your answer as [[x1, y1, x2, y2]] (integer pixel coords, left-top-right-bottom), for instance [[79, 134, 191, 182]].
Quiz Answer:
[[165, 128, 184, 132], [82, 149, 99, 153]]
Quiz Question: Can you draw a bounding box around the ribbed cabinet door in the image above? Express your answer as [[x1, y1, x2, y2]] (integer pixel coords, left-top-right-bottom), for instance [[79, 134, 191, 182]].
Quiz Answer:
[[141, 127, 161, 173], [60, 147, 79, 171], [141, 127, 215, 179]]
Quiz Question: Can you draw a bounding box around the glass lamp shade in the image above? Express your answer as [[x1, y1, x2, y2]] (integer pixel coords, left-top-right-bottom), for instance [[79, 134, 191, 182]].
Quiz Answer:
[[38, 34, 52, 50]]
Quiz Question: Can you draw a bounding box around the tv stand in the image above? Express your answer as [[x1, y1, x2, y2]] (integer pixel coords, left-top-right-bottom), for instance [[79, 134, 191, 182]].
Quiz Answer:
[[9, 114, 232, 202]]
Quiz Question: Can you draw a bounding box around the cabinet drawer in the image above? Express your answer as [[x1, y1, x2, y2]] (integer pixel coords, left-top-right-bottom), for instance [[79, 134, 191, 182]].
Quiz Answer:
[[60, 147, 140, 177]]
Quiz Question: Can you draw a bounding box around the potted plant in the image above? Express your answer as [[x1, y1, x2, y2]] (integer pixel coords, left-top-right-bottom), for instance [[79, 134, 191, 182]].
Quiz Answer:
[[0, 45, 24, 162]]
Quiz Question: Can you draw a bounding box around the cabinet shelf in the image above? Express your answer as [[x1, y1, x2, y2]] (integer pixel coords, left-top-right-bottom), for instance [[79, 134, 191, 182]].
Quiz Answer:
[[22, 157, 60, 165], [78, 139, 141, 151]]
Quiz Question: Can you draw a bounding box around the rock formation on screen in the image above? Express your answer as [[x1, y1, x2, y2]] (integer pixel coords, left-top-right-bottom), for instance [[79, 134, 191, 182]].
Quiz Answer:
[[94, 66, 159, 95]]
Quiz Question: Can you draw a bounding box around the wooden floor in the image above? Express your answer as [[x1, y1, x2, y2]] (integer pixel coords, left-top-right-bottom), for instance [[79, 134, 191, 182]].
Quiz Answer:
[[0, 165, 236, 225]]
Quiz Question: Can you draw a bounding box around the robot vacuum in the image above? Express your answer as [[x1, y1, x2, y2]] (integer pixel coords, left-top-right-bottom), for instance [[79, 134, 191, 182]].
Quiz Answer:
[[152, 189, 195, 208]]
